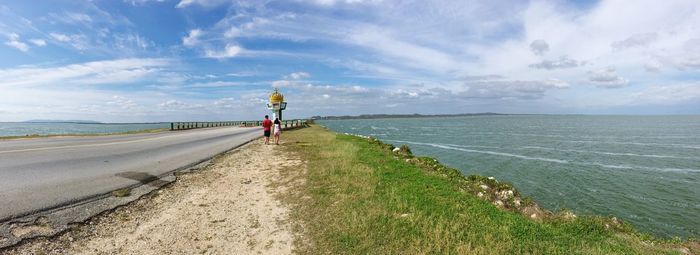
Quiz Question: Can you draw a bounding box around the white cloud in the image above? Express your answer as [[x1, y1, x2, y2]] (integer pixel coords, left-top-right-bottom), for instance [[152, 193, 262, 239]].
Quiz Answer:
[[459, 76, 569, 99], [29, 39, 46, 47], [679, 57, 700, 70], [349, 27, 457, 73], [309, 0, 384, 6], [644, 62, 662, 72], [50, 33, 89, 51], [633, 83, 700, 105], [176, 0, 229, 8], [46, 12, 94, 25], [0, 58, 172, 87], [5, 40, 29, 52], [4, 33, 29, 52], [115, 33, 152, 50], [285, 72, 311, 80], [529, 56, 581, 70], [224, 27, 240, 38], [203, 44, 242, 59], [587, 68, 629, 88], [612, 33, 658, 50], [50, 33, 70, 42], [182, 29, 203, 47], [106, 95, 138, 110], [188, 81, 244, 88], [124, 0, 166, 5], [65, 12, 92, 24]]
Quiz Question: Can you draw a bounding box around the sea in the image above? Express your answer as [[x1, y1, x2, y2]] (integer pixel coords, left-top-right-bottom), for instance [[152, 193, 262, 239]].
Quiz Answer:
[[0, 122, 170, 137], [319, 115, 700, 238]]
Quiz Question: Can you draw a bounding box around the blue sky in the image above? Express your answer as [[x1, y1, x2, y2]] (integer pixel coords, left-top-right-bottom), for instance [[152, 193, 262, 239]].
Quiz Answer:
[[1, 0, 699, 122]]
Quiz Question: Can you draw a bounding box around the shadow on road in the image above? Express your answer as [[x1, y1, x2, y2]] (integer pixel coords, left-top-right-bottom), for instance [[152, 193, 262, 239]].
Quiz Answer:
[[115, 172, 170, 187]]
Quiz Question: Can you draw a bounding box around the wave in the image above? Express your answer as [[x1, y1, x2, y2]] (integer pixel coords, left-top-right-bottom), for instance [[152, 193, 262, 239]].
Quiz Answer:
[[389, 140, 700, 173], [370, 126, 399, 131], [392, 140, 569, 164], [575, 162, 700, 173], [458, 131, 697, 141], [565, 140, 700, 150], [520, 146, 697, 160]]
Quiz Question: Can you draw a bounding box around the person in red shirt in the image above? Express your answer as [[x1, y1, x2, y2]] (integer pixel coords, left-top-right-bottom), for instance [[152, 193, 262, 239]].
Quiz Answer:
[[262, 115, 273, 145]]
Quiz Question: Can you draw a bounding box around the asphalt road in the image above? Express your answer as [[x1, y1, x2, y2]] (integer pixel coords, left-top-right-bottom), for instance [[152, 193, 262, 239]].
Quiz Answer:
[[0, 126, 262, 221]]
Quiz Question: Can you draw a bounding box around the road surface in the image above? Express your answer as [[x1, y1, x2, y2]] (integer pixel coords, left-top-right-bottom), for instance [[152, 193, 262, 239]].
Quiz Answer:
[[0, 126, 262, 221]]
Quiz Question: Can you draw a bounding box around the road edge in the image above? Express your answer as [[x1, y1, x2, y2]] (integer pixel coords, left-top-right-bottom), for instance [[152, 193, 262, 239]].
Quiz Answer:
[[0, 134, 261, 249]]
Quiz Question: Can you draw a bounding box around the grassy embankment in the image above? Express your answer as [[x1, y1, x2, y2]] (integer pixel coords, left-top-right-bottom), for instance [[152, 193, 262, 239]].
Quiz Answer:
[[280, 125, 696, 254], [0, 128, 170, 140]]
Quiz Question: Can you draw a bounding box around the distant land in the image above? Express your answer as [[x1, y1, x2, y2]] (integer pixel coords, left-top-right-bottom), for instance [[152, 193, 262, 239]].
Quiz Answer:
[[311, 112, 508, 120], [23, 120, 103, 124]]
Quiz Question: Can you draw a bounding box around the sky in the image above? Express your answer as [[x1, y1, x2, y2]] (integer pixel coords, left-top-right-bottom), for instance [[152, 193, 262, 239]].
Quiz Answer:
[[0, 0, 699, 122]]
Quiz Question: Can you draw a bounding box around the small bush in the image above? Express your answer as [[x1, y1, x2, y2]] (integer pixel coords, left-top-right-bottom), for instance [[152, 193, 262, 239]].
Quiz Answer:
[[399, 144, 412, 155]]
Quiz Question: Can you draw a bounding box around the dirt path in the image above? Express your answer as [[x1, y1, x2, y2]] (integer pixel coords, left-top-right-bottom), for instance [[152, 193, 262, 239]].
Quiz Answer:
[[3, 141, 302, 255]]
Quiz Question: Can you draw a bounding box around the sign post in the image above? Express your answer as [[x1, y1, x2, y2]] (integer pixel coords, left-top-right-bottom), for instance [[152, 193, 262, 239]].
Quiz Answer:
[[266, 88, 287, 121]]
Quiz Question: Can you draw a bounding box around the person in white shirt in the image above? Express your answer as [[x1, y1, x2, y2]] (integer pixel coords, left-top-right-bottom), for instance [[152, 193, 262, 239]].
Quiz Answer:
[[273, 118, 281, 145]]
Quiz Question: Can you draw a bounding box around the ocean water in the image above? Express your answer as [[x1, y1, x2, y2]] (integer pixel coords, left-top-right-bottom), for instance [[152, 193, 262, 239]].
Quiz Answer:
[[319, 115, 700, 238], [0, 122, 170, 137]]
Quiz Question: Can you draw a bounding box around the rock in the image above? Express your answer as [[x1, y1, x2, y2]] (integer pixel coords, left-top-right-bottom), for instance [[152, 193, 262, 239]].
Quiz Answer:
[[477, 192, 484, 198], [495, 190, 514, 200], [405, 158, 419, 164], [479, 184, 489, 190], [400, 213, 409, 218], [494, 200, 504, 207], [513, 199, 521, 207], [530, 213, 538, 219], [392, 147, 400, 152], [562, 211, 577, 220], [679, 247, 691, 255], [487, 177, 495, 180]]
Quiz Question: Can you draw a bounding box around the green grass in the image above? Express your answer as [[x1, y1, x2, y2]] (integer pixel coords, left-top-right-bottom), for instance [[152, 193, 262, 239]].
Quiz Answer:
[[281, 125, 694, 254], [0, 128, 169, 140]]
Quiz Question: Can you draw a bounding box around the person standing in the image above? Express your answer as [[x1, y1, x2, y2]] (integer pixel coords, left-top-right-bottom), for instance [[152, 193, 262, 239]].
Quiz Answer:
[[262, 115, 272, 145], [273, 118, 281, 145]]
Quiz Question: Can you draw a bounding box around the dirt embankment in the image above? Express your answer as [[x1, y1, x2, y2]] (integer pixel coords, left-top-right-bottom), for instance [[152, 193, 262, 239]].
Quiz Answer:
[[2, 141, 303, 255]]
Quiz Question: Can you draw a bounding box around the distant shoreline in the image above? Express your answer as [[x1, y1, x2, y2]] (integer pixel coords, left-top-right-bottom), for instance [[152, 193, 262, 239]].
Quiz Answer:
[[311, 112, 513, 120], [312, 113, 700, 120], [16, 120, 168, 125], [0, 128, 170, 140]]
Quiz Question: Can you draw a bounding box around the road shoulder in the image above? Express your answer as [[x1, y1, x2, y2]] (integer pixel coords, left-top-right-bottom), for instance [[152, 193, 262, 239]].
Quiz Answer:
[[1, 140, 301, 255]]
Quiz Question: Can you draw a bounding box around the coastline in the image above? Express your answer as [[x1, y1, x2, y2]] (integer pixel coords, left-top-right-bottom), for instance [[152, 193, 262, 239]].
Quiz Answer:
[[317, 115, 700, 239], [2, 125, 697, 254], [340, 130, 700, 241], [285, 125, 698, 254]]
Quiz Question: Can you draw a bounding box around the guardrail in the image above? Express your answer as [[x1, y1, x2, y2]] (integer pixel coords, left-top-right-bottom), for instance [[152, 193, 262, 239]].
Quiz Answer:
[[170, 119, 308, 131]]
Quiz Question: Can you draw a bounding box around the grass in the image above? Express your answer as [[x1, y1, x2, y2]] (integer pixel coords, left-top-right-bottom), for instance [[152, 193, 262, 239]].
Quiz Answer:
[[281, 125, 694, 254], [0, 128, 170, 140]]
